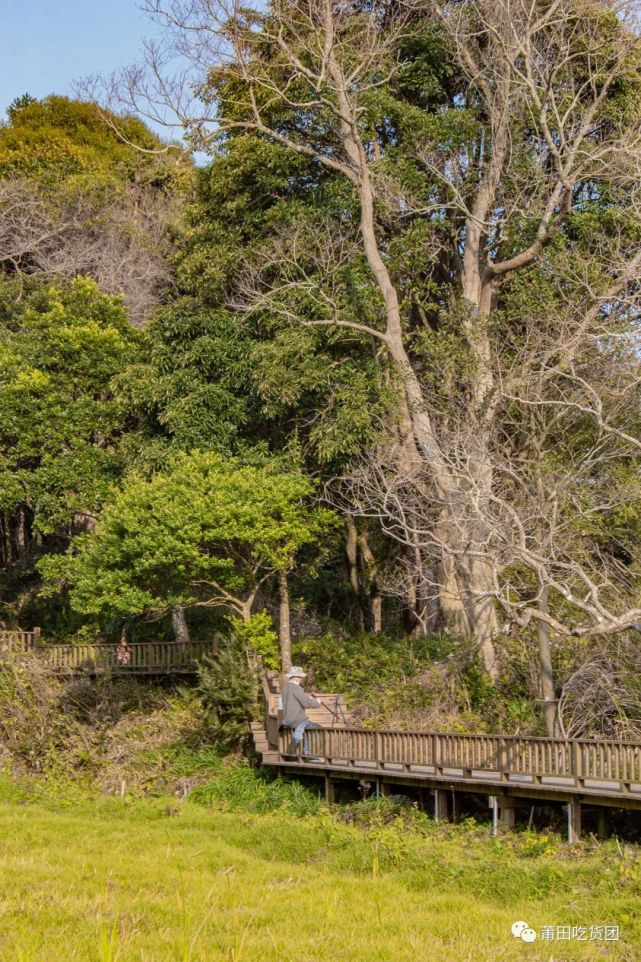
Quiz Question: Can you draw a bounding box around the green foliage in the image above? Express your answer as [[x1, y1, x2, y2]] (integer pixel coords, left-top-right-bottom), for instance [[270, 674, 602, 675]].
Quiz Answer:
[[42, 450, 336, 620], [174, 132, 395, 469], [0, 277, 139, 533], [2, 0, 641, 750], [0, 273, 139, 633], [227, 612, 279, 669], [295, 631, 453, 726], [115, 299, 258, 456], [190, 758, 323, 816], [0, 653, 218, 792], [294, 630, 544, 734], [0, 653, 67, 771], [0, 94, 178, 185], [195, 636, 256, 752]]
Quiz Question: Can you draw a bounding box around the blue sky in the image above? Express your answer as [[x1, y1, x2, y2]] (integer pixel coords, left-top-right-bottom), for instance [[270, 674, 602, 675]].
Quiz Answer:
[[0, 0, 154, 120]]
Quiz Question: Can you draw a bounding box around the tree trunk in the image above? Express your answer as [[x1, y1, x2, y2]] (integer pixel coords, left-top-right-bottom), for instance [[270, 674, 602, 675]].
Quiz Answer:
[[403, 545, 434, 638], [345, 517, 382, 633], [278, 568, 292, 670], [171, 605, 191, 644], [537, 583, 558, 736], [3, 511, 10, 566], [16, 507, 27, 563], [438, 550, 498, 678], [333, 60, 498, 673], [467, 557, 499, 679], [438, 553, 471, 638], [357, 531, 382, 635], [345, 516, 364, 629], [404, 569, 421, 637]]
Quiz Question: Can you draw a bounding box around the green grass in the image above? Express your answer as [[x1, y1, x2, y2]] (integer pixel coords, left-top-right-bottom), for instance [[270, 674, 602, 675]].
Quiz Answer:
[[0, 778, 638, 961]]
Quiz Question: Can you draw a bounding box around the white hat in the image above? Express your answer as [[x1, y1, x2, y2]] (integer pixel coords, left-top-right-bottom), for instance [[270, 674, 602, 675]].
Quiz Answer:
[[285, 665, 306, 679]]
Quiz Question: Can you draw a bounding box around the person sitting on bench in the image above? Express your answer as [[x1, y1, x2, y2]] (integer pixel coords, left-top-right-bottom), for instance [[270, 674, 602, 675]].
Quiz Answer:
[[281, 665, 322, 756]]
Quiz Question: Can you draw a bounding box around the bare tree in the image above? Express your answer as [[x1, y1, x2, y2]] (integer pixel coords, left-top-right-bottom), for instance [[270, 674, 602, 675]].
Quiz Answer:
[[0, 177, 176, 324], [100, 0, 641, 693]]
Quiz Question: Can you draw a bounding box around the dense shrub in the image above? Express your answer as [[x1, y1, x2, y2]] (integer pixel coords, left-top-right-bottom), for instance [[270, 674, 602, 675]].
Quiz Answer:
[[294, 631, 541, 734], [195, 633, 256, 752], [0, 652, 216, 793]]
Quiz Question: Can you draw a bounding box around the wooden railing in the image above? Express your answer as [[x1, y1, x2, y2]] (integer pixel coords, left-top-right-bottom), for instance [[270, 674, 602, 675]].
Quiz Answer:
[[0, 630, 216, 674], [42, 640, 217, 674], [278, 726, 641, 796], [0, 628, 41, 654]]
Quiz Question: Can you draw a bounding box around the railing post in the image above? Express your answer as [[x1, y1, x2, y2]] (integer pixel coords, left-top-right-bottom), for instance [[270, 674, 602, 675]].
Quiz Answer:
[[572, 741, 582, 786], [374, 731, 382, 769], [433, 734, 441, 775], [500, 738, 510, 782], [569, 740, 580, 786]]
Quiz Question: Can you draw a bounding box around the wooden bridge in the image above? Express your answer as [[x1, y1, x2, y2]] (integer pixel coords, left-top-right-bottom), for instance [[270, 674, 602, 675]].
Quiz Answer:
[[0, 629, 216, 675], [252, 672, 641, 842]]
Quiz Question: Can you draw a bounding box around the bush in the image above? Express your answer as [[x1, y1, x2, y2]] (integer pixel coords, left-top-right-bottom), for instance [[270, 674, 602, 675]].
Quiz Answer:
[[195, 632, 256, 752], [0, 652, 218, 795], [293, 631, 477, 730], [0, 652, 71, 772], [294, 630, 544, 734]]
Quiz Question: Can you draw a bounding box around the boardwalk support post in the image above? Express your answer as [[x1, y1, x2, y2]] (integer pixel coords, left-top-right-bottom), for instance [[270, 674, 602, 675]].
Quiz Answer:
[[434, 788, 450, 822], [597, 808, 607, 840], [490, 794, 516, 832], [491, 796, 499, 836], [498, 796, 516, 830], [567, 799, 582, 843], [325, 776, 336, 804]]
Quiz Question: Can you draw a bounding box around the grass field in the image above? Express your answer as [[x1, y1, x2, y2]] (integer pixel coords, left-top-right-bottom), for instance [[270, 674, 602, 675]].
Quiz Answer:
[[0, 777, 639, 962]]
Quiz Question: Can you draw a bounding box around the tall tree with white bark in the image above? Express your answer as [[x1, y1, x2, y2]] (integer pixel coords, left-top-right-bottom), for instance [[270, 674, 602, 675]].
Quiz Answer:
[[103, 0, 641, 701]]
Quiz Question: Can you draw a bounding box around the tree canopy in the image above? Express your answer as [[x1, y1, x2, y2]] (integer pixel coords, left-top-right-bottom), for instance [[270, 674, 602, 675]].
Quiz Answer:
[[0, 95, 190, 322], [0, 277, 138, 535], [43, 451, 335, 623]]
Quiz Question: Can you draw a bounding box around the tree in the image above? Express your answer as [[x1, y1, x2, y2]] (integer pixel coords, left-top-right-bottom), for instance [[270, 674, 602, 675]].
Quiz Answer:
[[0, 276, 140, 624], [114, 147, 395, 629], [0, 96, 189, 323], [113, 298, 260, 458], [104, 0, 641, 699], [43, 451, 336, 661]]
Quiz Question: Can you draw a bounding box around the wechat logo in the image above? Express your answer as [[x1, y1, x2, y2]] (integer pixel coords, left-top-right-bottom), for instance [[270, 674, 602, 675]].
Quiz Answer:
[[512, 921, 537, 943]]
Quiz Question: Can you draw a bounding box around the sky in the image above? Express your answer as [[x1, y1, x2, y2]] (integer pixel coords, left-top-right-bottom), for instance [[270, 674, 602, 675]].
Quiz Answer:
[[0, 0, 157, 122]]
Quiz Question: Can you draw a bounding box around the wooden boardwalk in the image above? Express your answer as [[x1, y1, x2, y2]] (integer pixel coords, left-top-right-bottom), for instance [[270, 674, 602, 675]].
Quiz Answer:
[[0, 629, 216, 675], [254, 672, 641, 841]]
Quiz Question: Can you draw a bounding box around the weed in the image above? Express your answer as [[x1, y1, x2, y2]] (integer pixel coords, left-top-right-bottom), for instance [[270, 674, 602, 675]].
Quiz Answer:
[[98, 920, 120, 962], [191, 759, 323, 816]]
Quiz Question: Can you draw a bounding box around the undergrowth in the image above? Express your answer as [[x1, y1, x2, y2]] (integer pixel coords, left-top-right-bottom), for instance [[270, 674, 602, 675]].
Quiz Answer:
[[190, 759, 324, 816], [294, 631, 542, 734]]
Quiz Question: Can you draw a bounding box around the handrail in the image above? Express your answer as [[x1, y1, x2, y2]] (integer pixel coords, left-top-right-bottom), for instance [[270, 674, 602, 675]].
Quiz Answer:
[[0, 634, 217, 674], [276, 724, 641, 794], [43, 640, 211, 650], [280, 724, 641, 748], [0, 628, 41, 649]]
